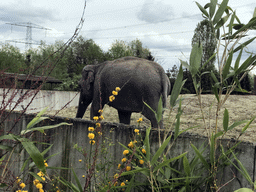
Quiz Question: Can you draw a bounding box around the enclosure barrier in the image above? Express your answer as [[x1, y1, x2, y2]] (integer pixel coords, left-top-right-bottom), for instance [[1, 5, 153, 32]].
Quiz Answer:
[[1, 111, 256, 191], [0, 88, 79, 113]]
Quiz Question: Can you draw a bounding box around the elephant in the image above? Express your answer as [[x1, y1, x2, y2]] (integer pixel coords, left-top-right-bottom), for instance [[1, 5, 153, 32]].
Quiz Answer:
[[76, 56, 171, 128]]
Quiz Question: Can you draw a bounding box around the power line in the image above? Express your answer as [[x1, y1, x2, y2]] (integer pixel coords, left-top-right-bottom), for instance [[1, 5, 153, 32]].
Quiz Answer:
[[64, 2, 256, 21], [86, 31, 194, 40], [5, 22, 51, 51]]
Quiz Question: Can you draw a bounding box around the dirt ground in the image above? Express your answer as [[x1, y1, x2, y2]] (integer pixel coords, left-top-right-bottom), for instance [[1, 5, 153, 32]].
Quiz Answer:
[[46, 94, 256, 143]]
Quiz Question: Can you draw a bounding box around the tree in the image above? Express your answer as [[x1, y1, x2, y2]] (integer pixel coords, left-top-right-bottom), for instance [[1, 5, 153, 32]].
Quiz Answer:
[[0, 44, 25, 73], [107, 40, 132, 60], [192, 19, 217, 70], [191, 19, 218, 93], [107, 39, 155, 61], [129, 39, 154, 60], [71, 36, 105, 74]]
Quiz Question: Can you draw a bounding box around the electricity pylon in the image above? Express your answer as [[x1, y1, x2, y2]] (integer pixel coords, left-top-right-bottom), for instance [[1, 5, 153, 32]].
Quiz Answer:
[[5, 22, 51, 51]]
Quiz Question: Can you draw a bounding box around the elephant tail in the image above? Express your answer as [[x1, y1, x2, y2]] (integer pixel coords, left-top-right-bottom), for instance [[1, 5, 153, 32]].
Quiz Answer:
[[161, 75, 171, 109]]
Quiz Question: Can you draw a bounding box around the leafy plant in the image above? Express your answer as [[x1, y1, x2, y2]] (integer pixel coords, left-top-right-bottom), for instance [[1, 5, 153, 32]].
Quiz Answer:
[[0, 107, 71, 191], [180, 0, 256, 190]]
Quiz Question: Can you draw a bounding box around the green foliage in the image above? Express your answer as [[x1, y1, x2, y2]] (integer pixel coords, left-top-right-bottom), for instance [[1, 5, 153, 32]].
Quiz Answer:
[[1, 37, 154, 91], [107, 39, 154, 61], [0, 108, 71, 190], [179, 0, 256, 191], [177, 0, 256, 95], [107, 40, 133, 59], [55, 74, 81, 91], [192, 19, 217, 69], [0, 44, 25, 73], [115, 127, 192, 191]]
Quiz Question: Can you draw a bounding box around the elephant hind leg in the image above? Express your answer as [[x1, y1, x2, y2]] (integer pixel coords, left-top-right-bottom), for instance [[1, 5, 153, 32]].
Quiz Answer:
[[118, 110, 132, 125], [142, 107, 159, 128]]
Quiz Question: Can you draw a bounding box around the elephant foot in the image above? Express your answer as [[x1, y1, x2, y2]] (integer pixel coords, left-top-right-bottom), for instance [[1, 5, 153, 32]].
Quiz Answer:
[[118, 110, 132, 124]]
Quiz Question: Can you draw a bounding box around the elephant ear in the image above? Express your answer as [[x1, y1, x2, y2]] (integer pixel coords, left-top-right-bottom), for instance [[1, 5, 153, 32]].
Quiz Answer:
[[81, 66, 95, 91]]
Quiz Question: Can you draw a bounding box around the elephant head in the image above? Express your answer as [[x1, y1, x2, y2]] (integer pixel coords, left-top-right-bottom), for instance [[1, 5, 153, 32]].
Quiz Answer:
[[76, 65, 95, 118]]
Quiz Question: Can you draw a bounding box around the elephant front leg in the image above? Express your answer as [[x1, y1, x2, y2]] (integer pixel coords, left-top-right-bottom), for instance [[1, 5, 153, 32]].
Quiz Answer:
[[118, 110, 132, 125], [76, 98, 87, 118]]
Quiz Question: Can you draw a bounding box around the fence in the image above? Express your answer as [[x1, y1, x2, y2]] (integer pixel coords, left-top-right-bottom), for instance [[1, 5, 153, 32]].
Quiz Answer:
[[1, 111, 256, 191]]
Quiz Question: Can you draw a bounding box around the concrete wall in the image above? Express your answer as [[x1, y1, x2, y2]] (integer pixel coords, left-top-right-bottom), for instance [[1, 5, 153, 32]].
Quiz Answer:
[[1, 112, 256, 191], [0, 88, 79, 113]]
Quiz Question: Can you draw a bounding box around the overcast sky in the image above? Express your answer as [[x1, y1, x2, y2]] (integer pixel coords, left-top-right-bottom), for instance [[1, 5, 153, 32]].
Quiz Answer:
[[0, 0, 256, 72]]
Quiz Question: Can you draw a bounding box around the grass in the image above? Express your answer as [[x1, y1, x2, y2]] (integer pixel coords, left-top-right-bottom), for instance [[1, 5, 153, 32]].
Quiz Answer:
[[45, 94, 256, 143]]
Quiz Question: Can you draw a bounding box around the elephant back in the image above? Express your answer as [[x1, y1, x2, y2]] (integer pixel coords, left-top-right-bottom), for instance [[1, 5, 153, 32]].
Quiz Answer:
[[98, 57, 168, 111]]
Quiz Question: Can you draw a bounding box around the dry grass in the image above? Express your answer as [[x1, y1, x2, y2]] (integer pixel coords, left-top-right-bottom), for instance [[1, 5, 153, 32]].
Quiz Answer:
[[46, 94, 256, 143]]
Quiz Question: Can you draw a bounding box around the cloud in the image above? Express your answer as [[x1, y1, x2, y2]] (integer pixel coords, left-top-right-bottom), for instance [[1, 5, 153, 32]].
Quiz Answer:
[[0, 4, 56, 27], [137, 1, 174, 23]]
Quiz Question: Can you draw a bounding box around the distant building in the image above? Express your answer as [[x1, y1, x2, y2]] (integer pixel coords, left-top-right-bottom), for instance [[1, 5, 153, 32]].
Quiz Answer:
[[0, 72, 62, 89]]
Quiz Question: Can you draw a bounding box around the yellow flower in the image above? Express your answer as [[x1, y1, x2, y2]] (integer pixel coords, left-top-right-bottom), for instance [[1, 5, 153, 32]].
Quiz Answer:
[[114, 181, 118, 186], [123, 150, 129, 155], [89, 140, 95, 145], [98, 109, 103, 113], [112, 91, 118, 95], [118, 164, 121, 169], [93, 116, 99, 121], [120, 182, 125, 186], [36, 183, 43, 189], [134, 129, 139, 133], [109, 95, 115, 102], [115, 87, 121, 92], [16, 190, 21, 192], [82, 175, 85, 178], [39, 189, 44, 192], [37, 171, 44, 177], [79, 159, 82, 162], [139, 159, 144, 164], [88, 133, 95, 139], [33, 179, 40, 186], [114, 173, 119, 179], [142, 148, 146, 154], [121, 158, 127, 163], [44, 162, 48, 167], [19, 183, 25, 189], [98, 131, 102, 135], [16, 178, 21, 183], [128, 141, 134, 148], [96, 123, 101, 127], [88, 127, 94, 131], [99, 115, 104, 120], [126, 166, 131, 171]]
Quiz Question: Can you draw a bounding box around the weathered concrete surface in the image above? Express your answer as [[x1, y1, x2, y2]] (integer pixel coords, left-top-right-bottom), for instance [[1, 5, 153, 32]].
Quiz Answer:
[[0, 88, 79, 113], [1, 112, 256, 191]]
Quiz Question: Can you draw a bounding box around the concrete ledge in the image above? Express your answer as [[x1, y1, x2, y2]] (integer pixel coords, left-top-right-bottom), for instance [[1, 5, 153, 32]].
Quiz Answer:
[[0, 88, 79, 113], [1, 112, 255, 191]]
